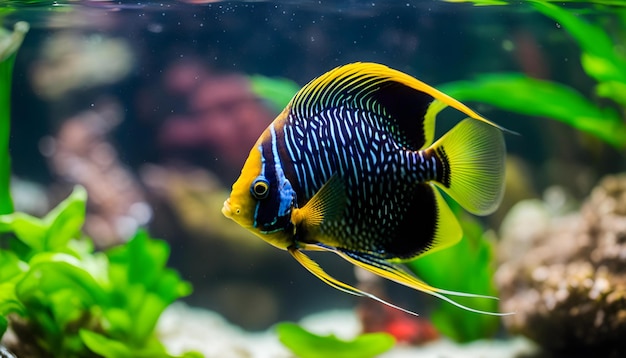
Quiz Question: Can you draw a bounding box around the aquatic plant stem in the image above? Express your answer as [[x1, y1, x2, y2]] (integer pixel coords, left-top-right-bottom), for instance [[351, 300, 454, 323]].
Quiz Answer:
[[0, 21, 29, 214]]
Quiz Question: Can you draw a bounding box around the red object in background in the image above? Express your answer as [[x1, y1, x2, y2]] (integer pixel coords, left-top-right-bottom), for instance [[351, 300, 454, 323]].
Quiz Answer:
[[358, 296, 439, 345]]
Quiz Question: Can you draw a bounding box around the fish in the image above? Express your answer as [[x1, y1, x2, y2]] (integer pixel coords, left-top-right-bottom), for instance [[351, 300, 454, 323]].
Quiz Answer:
[[222, 62, 509, 316]]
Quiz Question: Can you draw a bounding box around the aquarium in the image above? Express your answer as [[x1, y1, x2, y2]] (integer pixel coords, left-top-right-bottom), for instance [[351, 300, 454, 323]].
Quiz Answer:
[[1, 0, 625, 357]]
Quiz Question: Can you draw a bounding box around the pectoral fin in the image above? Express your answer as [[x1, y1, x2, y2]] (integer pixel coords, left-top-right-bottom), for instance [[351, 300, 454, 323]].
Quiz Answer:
[[291, 174, 346, 228]]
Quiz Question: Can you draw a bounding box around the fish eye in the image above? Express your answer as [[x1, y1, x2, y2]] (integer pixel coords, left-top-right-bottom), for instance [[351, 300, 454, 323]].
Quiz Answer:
[[251, 178, 270, 199]]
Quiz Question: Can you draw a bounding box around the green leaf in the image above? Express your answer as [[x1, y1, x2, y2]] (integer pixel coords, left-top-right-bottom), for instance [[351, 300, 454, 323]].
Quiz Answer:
[[107, 230, 191, 303], [154, 270, 193, 303], [445, 0, 626, 6], [47, 289, 89, 329], [108, 230, 168, 288], [443, 0, 509, 4], [276, 322, 395, 358], [0, 212, 47, 252], [80, 330, 133, 358], [103, 307, 133, 336], [0, 282, 26, 316], [438, 73, 626, 149], [105, 231, 192, 345], [249, 75, 299, 111], [595, 80, 626, 107], [178, 352, 204, 358], [16, 260, 108, 308], [0, 315, 7, 338], [0, 22, 29, 215], [0, 250, 26, 282], [581, 52, 626, 86], [81, 329, 200, 358], [132, 292, 167, 345], [42, 185, 87, 251], [529, 0, 626, 83], [0, 186, 87, 254]]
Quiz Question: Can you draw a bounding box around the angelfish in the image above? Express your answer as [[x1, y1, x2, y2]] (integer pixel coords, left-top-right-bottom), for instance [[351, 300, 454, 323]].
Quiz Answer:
[[222, 62, 509, 316]]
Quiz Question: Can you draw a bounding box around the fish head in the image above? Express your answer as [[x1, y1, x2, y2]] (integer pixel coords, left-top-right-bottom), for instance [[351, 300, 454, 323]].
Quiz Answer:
[[222, 136, 297, 250]]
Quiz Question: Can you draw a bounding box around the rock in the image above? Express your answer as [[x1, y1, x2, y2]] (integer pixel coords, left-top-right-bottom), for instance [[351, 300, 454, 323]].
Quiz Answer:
[[0, 346, 16, 358], [496, 173, 626, 357]]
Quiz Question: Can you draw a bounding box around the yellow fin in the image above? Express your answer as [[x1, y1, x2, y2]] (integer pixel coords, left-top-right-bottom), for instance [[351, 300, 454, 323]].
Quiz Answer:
[[290, 62, 510, 151], [330, 247, 513, 316], [292, 174, 346, 228], [288, 247, 423, 317], [295, 243, 513, 316], [421, 99, 447, 149], [345, 63, 511, 133], [430, 118, 506, 215]]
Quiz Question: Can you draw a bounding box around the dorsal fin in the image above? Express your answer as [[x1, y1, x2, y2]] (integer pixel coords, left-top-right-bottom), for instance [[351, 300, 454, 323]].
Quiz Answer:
[[289, 62, 503, 150]]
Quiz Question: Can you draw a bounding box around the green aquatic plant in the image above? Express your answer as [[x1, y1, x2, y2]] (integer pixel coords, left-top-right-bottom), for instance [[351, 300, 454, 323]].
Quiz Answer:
[[407, 202, 500, 342], [530, 1, 626, 101], [1, 0, 69, 6], [440, 0, 626, 149], [0, 187, 200, 358], [445, 0, 626, 6], [0, 21, 26, 342], [276, 322, 395, 358], [438, 74, 626, 148], [0, 21, 28, 215], [249, 74, 300, 112], [0, 1, 75, 18]]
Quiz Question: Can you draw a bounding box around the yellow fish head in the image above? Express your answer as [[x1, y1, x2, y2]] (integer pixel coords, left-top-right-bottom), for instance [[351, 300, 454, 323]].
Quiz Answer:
[[222, 132, 297, 251]]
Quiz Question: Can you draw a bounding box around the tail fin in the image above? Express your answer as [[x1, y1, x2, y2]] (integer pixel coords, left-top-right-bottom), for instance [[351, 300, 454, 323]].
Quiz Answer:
[[428, 118, 505, 215]]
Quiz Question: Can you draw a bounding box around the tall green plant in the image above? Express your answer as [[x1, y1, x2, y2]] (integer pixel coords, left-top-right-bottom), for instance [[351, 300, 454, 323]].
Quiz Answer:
[[0, 21, 28, 215], [0, 187, 200, 357]]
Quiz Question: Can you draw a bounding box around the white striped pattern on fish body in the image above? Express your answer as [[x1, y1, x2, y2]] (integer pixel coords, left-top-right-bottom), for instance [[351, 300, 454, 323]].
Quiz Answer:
[[275, 105, 441, 253]]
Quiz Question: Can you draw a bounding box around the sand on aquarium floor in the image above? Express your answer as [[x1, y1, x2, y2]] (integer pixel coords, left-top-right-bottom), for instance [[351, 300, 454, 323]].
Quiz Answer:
[[157, 303, 539, 358]]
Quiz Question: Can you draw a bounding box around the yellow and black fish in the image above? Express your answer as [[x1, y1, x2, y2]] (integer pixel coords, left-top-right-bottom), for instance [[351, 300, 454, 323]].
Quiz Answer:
[[222, 62, 508, 315]]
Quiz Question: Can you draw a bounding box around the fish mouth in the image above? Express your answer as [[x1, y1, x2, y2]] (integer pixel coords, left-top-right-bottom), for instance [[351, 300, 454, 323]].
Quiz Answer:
[[222, 198, 233, 218]]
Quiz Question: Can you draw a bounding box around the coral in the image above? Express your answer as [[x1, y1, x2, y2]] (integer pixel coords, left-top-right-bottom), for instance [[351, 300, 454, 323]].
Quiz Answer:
[[155, 71, 276, 181], [42, 99, 151, 246], [140, 164, 263, 249], [496, 174, 626, 357], [356, 272, 439, 345], [358, 297, 439, 345], [30, 32, 134, 100]]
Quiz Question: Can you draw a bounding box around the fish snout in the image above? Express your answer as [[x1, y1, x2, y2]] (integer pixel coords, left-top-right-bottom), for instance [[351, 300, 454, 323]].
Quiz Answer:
[[222, 198, 234, 218], [222, 197, 243, 218]]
